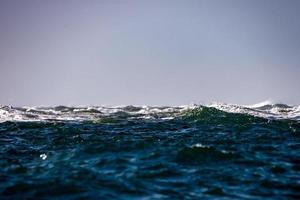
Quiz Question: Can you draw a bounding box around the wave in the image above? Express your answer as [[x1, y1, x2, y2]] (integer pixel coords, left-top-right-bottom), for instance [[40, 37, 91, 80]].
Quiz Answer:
[[0, 102, 299, 123], [246, 100, 274, 108]]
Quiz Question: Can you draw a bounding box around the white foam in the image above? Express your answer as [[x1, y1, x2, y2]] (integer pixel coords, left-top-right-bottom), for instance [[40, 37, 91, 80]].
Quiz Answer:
[[40, 154, 47, 160], [1, 102, 299, 123], [247, 100, 274, 108], [208, 102, 300, 120]]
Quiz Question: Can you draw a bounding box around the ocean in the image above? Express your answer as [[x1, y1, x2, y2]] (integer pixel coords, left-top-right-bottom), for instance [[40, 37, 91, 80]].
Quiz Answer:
[[0, 102, 299, 199]]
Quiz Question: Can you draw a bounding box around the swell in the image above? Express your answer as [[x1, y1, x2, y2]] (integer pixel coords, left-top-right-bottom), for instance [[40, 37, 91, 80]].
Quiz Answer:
[[0, 102, 300, 124]]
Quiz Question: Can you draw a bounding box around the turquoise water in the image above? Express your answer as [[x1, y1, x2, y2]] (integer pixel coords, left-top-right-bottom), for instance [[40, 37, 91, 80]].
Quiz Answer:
[[0, 104, 299, 199]]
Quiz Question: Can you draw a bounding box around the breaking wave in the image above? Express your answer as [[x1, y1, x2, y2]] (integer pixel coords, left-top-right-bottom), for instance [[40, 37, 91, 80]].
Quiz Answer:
[[1, 102, 299, 123]]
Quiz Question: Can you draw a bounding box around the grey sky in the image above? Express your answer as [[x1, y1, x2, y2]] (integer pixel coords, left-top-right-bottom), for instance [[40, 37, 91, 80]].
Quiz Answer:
[[0, 0, 299, 106]]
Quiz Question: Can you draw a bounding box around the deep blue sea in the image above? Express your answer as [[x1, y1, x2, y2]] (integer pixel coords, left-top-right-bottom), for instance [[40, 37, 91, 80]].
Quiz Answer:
[[0, 102, 300, 199]]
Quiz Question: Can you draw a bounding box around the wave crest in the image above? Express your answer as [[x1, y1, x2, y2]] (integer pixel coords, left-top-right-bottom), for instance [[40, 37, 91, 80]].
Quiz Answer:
[[0, 102, 299, 123]]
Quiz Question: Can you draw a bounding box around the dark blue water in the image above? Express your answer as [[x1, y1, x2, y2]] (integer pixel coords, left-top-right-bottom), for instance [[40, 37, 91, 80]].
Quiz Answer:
[[0, 105, 300, 199]]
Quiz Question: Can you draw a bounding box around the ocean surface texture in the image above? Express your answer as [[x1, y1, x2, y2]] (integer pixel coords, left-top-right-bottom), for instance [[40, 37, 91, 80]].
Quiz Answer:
[[0, 102, 300, 199]]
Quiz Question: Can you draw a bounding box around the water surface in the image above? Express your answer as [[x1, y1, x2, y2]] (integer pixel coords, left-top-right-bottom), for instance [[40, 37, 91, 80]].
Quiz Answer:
[[0, 103, 299, 199]]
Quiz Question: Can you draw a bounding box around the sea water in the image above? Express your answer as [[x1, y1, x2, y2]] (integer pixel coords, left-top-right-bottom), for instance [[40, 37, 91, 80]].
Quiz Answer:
[[0, 102, 299, 199]]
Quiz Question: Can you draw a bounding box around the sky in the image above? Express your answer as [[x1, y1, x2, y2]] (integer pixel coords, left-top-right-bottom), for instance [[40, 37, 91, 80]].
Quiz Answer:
[[0, 0, 299, 106]]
